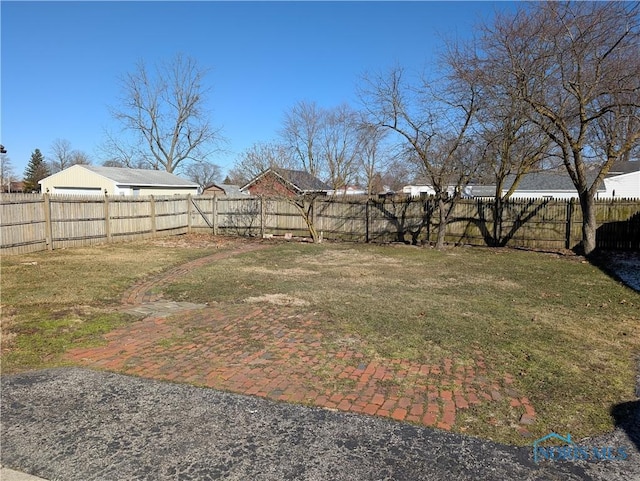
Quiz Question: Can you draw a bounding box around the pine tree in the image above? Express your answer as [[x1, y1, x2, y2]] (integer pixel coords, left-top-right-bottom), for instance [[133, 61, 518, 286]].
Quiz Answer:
[[23, 149, 50, 192]]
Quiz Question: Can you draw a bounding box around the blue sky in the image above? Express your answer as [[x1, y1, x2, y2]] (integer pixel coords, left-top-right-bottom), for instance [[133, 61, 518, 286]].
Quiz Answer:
[[1, 1, 516, 178]]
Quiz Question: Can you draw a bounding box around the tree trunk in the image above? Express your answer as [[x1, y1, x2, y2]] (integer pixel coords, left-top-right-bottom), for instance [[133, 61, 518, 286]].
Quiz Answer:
[[579, 193, 597, 256], [435, 197, 448, 250]]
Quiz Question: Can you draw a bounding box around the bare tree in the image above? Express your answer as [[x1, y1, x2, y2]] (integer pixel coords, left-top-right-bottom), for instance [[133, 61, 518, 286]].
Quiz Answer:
[[183, 161, 222, 191], [320, 104, 361, 191], [111, 53, 222, 173], [50, 139, 92, 173], [357, 119, 390, 194], [49, 139, 73, 172], [482, 2, 640, 255], [98, 130, 147, 168], [1, 152, 15, 192], [361, 66, 481, 249], [228, 141, 298, 186], [281, 100, 324, 179], [69, 150, 91, 166]]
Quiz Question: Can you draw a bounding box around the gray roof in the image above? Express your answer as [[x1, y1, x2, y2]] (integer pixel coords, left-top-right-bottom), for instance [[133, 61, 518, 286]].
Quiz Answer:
[[470, 171, 605, 194], [84, 165, 198, 187], [506, 171, 605, 192], [606, 160, 640, 176], [219, 184, 247, 197]]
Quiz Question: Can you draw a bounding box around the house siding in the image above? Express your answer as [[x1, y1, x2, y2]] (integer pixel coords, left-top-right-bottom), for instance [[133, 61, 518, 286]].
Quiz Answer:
[[604, 172, 640, 198], [40, 165, 114, 194]]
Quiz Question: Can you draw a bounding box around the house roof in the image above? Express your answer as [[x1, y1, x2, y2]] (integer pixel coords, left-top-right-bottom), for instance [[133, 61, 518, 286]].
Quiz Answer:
[[606, 160, 640, 176], [81, 165, 198, 187], [204, 183, 247, 197], [241, 168, 331, 193], [508, 171, 605, 192], [469, 170, 606, 194]]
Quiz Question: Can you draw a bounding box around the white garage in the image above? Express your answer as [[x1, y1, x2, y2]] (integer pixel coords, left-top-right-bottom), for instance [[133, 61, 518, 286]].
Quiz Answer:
[[39, 165, 199, 196]]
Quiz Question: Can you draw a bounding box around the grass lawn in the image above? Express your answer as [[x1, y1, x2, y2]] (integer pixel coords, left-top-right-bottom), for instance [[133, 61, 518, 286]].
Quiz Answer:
[[1, 235, 638, 445], [162, 241, 640, 443]]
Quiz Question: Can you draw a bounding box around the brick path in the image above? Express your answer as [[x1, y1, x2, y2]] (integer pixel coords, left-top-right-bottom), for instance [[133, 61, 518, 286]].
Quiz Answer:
[[66, 242, 537, 436]]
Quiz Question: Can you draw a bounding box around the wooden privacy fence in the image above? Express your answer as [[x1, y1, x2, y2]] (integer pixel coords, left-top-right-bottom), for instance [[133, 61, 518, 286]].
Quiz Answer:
[[1, 193, 639, 255]]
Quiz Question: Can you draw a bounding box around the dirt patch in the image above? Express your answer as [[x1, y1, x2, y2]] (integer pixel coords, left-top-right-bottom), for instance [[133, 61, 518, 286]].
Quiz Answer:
[[241, 266, 319, 278], [305, 249, 402, 268], [148, 233, 241, 249], [244, 294, 310, 307]]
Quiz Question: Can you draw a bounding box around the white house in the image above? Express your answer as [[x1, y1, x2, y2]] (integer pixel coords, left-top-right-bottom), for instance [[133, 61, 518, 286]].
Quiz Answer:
[[402, 184, 473, 198], [603, 161, 640, 198], [405, 162, 639, 200], [326, 186, 368, 196], [39, 165, 199, 196]]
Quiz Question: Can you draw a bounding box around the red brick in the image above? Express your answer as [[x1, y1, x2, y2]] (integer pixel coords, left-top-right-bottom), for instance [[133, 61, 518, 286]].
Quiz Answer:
[[330, 393, 343, 404], [371, 393, 385, 406], [410, 404, 424, 417], [440, 390, 453, 401], [441, 410, 456, 427], [422, 413, 437, 426], [381, 399, 396, 412], [363, 404, 379, 415], [391, 408, 407, 421]]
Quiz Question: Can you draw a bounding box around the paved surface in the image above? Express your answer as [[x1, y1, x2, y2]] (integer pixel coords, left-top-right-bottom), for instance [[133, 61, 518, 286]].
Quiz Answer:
[[2, 241, 639, 480], [2, 368, 639, 481], [0, 466, 48, 481]]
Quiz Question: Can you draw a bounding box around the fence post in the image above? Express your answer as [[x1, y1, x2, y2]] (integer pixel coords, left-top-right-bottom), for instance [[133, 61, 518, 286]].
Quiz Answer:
[[44, 193, 53, 250], [150, 195, 156, 236], [565, 199, 574, 249], [260, 195, 266, 238], [104, 194, 111, 243], [312, 197, 318, 233], [187, 194, 193, 233], [365, 198, 370, 243], [212, 195, 218, 235]]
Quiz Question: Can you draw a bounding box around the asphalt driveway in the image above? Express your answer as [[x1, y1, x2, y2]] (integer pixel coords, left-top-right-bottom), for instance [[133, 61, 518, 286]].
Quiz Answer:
[[1, 368, 638, 481]]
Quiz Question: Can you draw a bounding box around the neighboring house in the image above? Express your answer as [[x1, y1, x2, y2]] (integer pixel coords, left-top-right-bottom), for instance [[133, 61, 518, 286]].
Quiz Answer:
[[402, 184, 473, 198], [1, 181, 26, 193], [469, 171, 606, 199], [326, 185, 368, 196], [240, 168, 331, 197], [403, 162, 639, 200], [470, 165, 639, 199], [202, 183, 247, 197], [39, 165, 199, 196], [603, 160, 640, 198]]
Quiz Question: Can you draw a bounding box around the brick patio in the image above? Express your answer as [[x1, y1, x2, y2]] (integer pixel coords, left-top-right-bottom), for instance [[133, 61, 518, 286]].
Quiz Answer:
[[65, 243, 537, 436]]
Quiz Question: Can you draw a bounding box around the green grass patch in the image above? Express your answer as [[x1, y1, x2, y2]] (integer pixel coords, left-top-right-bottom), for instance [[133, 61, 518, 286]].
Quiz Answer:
[[1, 237, 233, 373]]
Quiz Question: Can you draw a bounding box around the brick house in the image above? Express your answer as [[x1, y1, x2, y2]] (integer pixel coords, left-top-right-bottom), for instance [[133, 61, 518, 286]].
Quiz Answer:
[[240, 168, 331, 197]]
